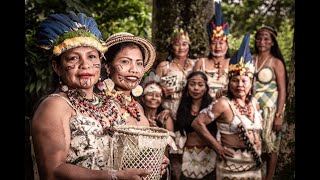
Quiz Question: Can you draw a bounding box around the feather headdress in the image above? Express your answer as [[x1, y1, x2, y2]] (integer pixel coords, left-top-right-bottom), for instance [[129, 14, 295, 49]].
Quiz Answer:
[[35, 11, 107, 57], [207, 0, 229, 42], [228, 33, 254, 78], [170, 28, 190, 44]]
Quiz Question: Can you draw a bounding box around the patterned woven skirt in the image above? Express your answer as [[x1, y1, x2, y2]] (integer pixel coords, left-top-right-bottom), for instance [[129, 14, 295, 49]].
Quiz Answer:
[[181, 146, 216, 179], [216, 146, 262, 180]]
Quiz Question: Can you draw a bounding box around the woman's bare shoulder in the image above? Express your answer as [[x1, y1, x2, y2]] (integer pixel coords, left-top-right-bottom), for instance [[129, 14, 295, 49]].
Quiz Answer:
[[212, 97, 230, 111], [32, 93, 73, 124]]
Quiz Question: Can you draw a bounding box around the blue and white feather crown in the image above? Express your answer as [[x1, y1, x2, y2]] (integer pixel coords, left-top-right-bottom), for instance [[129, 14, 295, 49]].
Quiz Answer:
[[35, 11, 107, 57], [229, 33, 255, 78]]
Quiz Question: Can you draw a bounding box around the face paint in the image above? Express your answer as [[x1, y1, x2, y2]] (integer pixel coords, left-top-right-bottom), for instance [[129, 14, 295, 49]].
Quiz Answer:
[[79, 78, 91, 87], [109, 47, 145, 91], [117, 75, 139, 89], [65, 65, 76, 71]]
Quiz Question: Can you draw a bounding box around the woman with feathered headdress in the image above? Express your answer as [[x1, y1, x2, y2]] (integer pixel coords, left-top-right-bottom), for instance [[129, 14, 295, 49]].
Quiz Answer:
[[192, 34, 263, 179], [193, 0, 230, 100]]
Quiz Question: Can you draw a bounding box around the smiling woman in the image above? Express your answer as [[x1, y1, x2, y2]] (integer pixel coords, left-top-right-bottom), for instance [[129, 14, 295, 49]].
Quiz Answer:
[[101, 32, 156, 126], [100, 32, 171, 178]]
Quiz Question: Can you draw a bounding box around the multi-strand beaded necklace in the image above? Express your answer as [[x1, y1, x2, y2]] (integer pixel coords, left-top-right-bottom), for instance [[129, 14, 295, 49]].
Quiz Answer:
[[233, 100, 252, 120], [105, 90, 141, 122], [67, 89, 125, 127]]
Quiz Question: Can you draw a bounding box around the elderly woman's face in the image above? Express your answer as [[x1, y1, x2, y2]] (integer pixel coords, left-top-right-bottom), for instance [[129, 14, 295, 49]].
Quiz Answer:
[[56, 46, 101, 90], [210, 38, 228, 57], [108, 46, 145, 91], [229, 75, 252, 98]]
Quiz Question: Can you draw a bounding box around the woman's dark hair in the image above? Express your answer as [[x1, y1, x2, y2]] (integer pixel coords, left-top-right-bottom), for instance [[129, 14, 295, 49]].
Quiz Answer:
[[175, 71, 213, 136], [254, 26, 288, 88], [48, 55, 62, 94], [226, 76, 254, 104]]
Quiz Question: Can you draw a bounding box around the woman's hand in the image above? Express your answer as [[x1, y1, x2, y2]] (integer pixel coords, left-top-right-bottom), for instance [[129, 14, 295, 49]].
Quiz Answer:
[[273, 116, 283, 132], [157, 109, 171, 122], [214, 143, 234, 161], [162, 86, 175, 97], [160, 155, 170, 175], [117, 168, 152, 180], [215, 89, 228, 99]]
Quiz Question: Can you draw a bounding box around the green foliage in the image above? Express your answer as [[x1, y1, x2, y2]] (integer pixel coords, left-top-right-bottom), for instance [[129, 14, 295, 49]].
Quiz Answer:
[[277, 18, 294, 70], [227, 34, 243, 55], [93, 0, 152, 38], [224, 0, 294, 70], [223, 0, 294, 37]]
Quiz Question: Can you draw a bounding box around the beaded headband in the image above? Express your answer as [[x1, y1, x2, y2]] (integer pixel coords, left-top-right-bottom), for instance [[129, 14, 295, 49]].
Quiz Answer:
[[256, 26, 277, 38], [228, 33, 254, 78], [143, 83, 162, 95], [207, 0, 229, 42], [104, 32, 156, 73], [170, 28, 191, 44], [141, 71, 162, 95], [35, 11, 106, 57]]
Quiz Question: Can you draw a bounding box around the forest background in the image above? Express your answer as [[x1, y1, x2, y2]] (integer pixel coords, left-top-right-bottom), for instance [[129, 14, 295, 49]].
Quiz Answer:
[[25, 0, 295, 179]]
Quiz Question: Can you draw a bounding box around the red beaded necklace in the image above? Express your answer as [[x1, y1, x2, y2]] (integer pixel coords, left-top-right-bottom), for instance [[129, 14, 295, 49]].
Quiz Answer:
[[212, 58, 227, 80], [233, 100, 252, 120], [109, 91, 141, 121]]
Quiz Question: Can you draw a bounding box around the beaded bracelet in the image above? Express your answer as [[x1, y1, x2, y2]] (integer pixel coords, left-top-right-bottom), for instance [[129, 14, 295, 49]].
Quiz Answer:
[[275, 113, 283, 118], [107, 170, 118, 180]]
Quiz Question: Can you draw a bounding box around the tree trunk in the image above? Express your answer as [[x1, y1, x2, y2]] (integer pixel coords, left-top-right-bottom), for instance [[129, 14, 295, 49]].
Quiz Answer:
[[152, 0, 214, 69], [275, 30, 295, 180]]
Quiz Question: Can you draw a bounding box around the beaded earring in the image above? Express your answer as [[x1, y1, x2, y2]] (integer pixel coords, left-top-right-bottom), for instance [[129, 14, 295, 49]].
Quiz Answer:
[[97, 77, 106, 91], [59, 77, 68, 92]]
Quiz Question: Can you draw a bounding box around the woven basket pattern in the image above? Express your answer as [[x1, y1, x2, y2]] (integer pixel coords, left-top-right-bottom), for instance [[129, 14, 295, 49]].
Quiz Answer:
[[112, 125, 169, 180]]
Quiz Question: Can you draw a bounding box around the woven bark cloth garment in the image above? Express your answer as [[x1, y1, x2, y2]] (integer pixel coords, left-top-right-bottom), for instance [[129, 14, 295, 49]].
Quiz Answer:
[[198, 58, 229, 100], [181, 145, 217, 179], [254, 57, 281, 153], [161, 60, 195, 120], [42, 94, 116, 170], [215, 97, 263, 180]]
